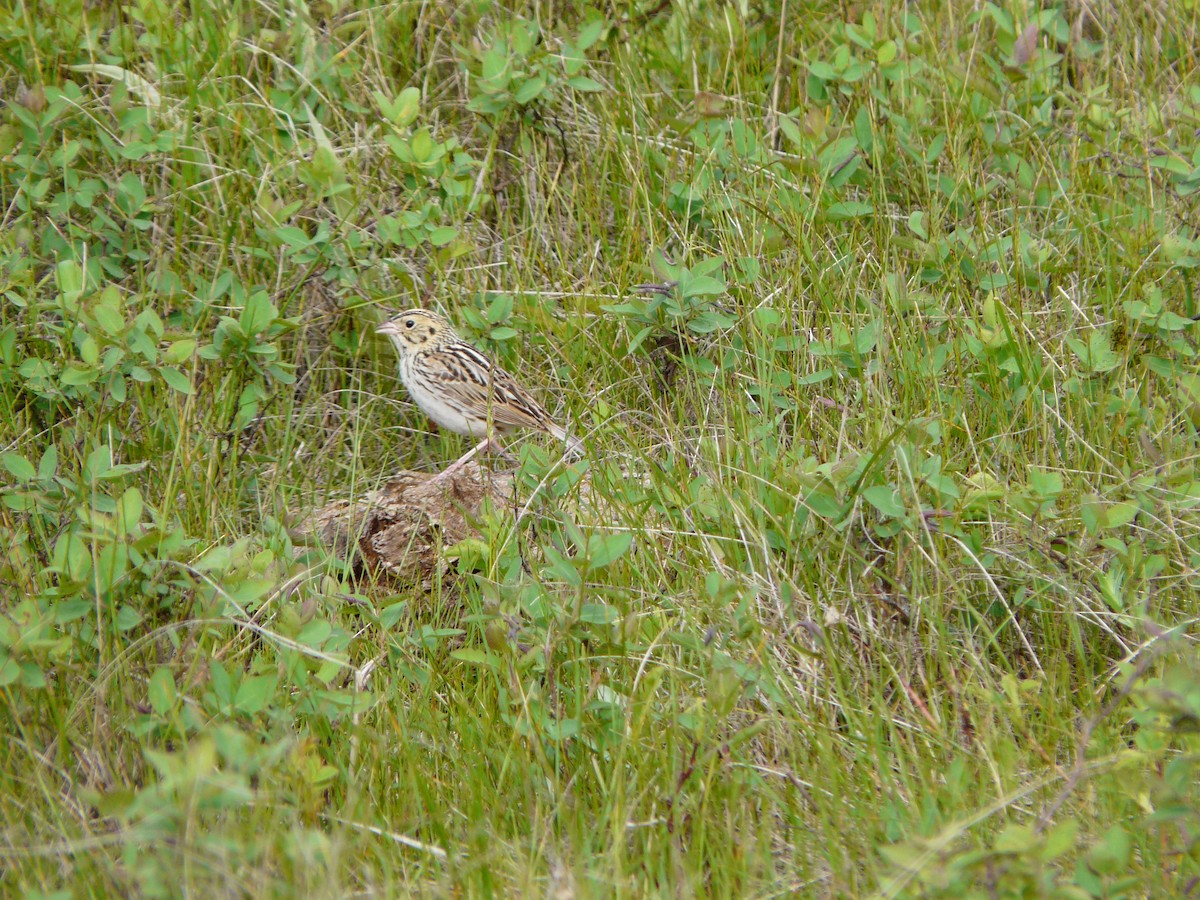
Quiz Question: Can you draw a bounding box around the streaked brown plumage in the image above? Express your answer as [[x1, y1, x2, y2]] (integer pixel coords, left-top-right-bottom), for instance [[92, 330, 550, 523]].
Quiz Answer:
[[377, 309, 580, 480]]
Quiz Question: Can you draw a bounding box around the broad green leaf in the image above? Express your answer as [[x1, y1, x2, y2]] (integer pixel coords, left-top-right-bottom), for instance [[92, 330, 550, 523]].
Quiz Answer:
[[863, 485, 906, 518], [37, 445, 57, 481], [114, 604, 142, 631], [272, 226, 312, 249], [515, 74, 547, 105], [148, 667, 177, 715], [115, 487, 143, 535], [682, 275, 725, 297], [825, 200, 874, 220], [240, 292, 277, 334], [163, 339, 196, 364], [297, 618, 332, 647], [576, 18, 605, 50], [56, 259, 84, 297], [94, 543, 129, 593], [410, 127, 434, 162], [1028, 468, 1063, 500], [234, 675, 277, 715], [394, 86, 421, 125], [587, 532, 633, 570], [2, 453, 36, 482], [579, 602, 618, 625], [429, 225, 457, 246], [79, 335, 99, 364], [0, 658, 19, 687], [158, 366, 193, 394], [688, 311, 736, 334], [451, 648, 497, 668], [568, 76, 604, 92]]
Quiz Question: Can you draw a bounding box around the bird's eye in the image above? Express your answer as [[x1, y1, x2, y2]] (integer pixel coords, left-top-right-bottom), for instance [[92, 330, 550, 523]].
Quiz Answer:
[[404, 319, 415, 329]]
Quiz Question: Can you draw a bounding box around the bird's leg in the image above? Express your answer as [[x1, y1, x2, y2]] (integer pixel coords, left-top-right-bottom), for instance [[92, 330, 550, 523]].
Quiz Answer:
[[431, 434, 506, 484]]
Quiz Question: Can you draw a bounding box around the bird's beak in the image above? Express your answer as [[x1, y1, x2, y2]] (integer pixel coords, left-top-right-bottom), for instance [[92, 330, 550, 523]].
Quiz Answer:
[[376, 320, 398, 337]]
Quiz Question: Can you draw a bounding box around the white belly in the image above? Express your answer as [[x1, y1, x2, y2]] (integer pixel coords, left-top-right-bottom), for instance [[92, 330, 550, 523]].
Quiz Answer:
[[400, 359, 490, 438]]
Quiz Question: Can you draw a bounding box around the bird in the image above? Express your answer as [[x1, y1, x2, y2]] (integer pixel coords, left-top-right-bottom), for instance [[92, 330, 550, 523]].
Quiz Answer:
[[376, 308, 582, 483]]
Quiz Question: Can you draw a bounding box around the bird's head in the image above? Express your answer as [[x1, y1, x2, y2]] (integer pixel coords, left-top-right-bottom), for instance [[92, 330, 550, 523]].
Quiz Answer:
[[376, 309, 453, 354]]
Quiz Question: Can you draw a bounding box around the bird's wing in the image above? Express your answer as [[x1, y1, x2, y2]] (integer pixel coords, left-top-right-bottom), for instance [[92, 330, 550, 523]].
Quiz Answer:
[[426, 343, 555, 432]]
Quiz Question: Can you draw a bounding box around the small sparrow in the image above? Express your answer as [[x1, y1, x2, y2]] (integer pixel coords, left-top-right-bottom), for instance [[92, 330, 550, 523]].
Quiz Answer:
[[377, 309, 581, 482]]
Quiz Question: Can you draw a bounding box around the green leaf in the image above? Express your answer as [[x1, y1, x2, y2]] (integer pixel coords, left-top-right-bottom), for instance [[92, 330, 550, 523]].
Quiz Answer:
[[108, 372, 127, 402], [194, 543, 234, 572], [114, 604, 142, 632], [1028, 468, 1063, 500], [52, 532, 91, 581], [158, 366, 194, 394], [542, 545, 583, 587], [863, 485, 906, 518], [377, 86, 421, 126], [1087, 825, 1131, 873], [514, 74, 547, 104], [1070, 328, 1121, 373], [235, 675, 277, 715], [297, 618, 332, 647], [148, 667, 177, 715], [777, 114, 804, 149], [2, 453, 36, 482], [0, 658, 20, 687], [1105, 500, 1139, 528], [0, 326, 15, 363], [486, 293, 514, 324], [587, 532, 633, 570], [163, 338, 196, 364], [380, 601, 408, 629], [240, 292, 277, 335], [567, 75, 604, 92], [450, 648, 497, 668], [687, 311, 736, 334], [1040, 817, 1078, 861], [825, 200, 874, 220], [797, 369, 833, 385], [579, 602, 618, 625], [576, 18, 605, 50], [272, 226, 312, 249], [115, 487, 143, 535], [56, 259, 84, 298], [681, 275, 725, 297], [627, 325, 654, 355], [95, 543, 130, 594], [60, 365, 99, 386], [908, 210, 928, 239], [410, 127, 434, 162], [807, 61, 836, 81], [80, 335, 99, 364], [394, 86, 421, 126], [37, 445, 57, 481], [429, 225, 457, 246], [994, 822, 1036, 853], [691, 256, 725, 278]]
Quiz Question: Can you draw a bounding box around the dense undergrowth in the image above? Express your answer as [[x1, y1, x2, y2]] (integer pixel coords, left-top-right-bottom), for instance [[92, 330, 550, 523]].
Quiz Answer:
[[3, 0, 1200, 895]]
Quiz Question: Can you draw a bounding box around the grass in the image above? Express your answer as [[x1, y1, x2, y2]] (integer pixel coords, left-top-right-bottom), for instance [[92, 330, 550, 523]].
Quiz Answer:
[[3, 0, 1200, 895]]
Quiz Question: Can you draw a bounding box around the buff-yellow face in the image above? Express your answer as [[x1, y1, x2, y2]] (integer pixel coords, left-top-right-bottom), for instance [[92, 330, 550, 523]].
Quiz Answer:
[[376, 309, 452, 353]]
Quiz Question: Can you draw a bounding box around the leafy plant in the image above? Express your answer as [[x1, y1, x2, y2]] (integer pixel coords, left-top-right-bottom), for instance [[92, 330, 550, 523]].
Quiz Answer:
[[461, 15, 606, 120], [604, 253, 735, 354]]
